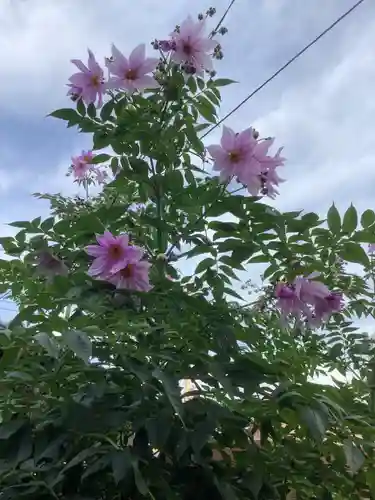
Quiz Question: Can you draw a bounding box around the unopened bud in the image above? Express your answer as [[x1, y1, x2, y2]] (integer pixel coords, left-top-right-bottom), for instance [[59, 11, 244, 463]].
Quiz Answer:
[[151, 40, 159, 50], [209, 70, 217, 78], [253, 129, 259, 139], [206, 7, 216, 16], [198, 13, 204, 20], [219, 26, 228, 35]]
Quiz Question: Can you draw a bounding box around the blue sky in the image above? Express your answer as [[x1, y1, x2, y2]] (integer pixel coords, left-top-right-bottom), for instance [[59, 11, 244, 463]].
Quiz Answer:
[[0, 0, 375, 322]]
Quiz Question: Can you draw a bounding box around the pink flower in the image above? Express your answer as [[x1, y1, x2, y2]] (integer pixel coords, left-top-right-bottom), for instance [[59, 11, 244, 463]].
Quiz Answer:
[[208, 127, 285, 198], [275, 283, 305, 317], [71, 150, 95, 180], [106, 259, 152, 292], [294, 274, 330, 304], [207, 126, 256, 181], [106, 44, 159, 93], [169, 16, 217, 75], [94, 169, 108, 185], [313, 292, 343, 323], [368, 243, 375, 254], [68, 49, 106, 107], [85, 231, 142, 277]]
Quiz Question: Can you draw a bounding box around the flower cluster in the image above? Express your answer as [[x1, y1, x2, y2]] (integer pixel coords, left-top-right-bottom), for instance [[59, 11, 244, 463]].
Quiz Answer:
[[207, 126, 285, 198], [68, 45, 158, 106], [275, 273, 343, 326], [85, 231, 152, 292], [155, 16, 217, 77], [69, 150, 108, 186]]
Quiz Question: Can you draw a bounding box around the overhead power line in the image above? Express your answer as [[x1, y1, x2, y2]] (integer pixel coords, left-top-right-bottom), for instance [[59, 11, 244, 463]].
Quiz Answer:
[[202, 0, 367, 138]]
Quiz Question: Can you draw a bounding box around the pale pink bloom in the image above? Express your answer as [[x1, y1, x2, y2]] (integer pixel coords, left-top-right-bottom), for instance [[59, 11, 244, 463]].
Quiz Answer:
[[68, 49, 106, 107], [106, 44, 159, 93], [368, 243, 375, 254], [275, 283, 306, 318], [313, 292, 343, 323], [106, 260, 152, 292], [71, 150, 94, 180], [95, 169, 108, 184], [207, 126, 257, 181], [259, 165, 285, 199], [85, 231, 143, 277], [294, 275, 330, 304], [170, 16, 217, 74]]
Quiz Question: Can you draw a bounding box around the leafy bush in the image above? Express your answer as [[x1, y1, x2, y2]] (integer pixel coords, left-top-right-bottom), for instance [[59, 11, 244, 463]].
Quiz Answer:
[[0, 9, 375, 500]]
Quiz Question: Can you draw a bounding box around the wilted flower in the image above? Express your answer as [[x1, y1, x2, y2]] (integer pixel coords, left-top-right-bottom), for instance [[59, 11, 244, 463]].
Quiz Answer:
[[68, 49, 106, 107], [94, 169, 108, 185], [34, 251, 68, 281], [106, 44, 159, 93]]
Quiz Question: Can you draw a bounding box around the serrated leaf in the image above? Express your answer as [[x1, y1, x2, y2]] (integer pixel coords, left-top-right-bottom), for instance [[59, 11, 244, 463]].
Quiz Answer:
[[195, 257, 215, 274], [64, 329, 92, 364], [361, 209, 375, 228], [213, 78, 237, 87], [90, 153, 112, 164], [342, 204, 358, 234], [49, 108, 80, 123], [327, 203, 341, 235], [339, 242, 369, 267]]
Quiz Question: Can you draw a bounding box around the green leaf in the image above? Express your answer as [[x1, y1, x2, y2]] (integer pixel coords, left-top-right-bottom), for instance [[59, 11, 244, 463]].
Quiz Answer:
[[299, 407, 328, 442], [34, 332, 60, 359], [339, 242, 369, 267], [111, 449, 132, 484], [90, 153, 112, 164], [49, 108, 81, 123], [186, 76, 197, 94], [343, 439, 365, 473], [152, 367, 184, 424], [195, 257, 215, 274], [213, 78, 237, 87], [342, 204, 358, 234], [132, 457, 149, 495], [64, 329, 92, 364], [40, 217, 55, 232], [361, 209, 375, 228], [195, 96, 217, 124], [0, 419, 26, 439], [327, 203, 341, 235]]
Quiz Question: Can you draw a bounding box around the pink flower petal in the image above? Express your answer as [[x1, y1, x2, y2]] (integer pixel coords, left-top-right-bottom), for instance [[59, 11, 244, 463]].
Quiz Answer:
[[129, 43, 146, 68]]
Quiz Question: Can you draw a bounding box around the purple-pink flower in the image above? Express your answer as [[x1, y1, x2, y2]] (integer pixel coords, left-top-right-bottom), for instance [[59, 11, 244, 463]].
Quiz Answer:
[[169, 16, 217, 75], [275, 273, 342, 327], [71, 150, 94, 180], [207, 127, 285, 198], [85, 231, 152, 292], [86, 231, 142, 277], [106, 259, 152, 292], [68, 49, 106, 107], [106, 44, 159, 93], [207, 126, 257, 181]]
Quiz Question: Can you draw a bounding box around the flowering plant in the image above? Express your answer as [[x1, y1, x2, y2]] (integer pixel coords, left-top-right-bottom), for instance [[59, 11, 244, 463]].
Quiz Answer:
[[0, 9, 375, 500]]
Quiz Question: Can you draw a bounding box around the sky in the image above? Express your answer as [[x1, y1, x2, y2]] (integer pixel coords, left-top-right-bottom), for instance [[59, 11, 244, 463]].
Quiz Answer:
[[0, 0, 375, 323]]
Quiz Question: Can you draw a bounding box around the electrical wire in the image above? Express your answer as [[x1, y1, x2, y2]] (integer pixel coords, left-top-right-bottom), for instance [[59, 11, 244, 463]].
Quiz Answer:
[[202, 0, 367, 138], [211, 0, 237, 35]]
